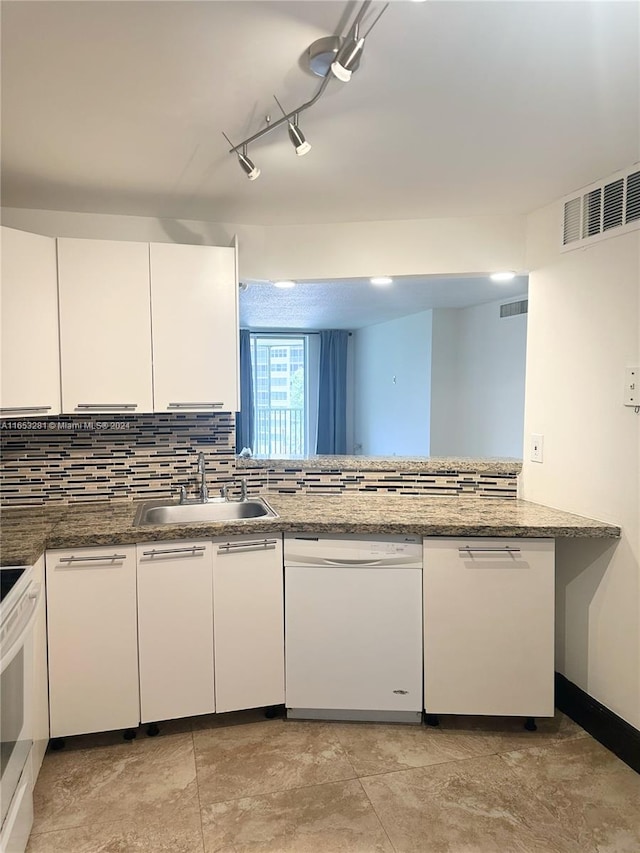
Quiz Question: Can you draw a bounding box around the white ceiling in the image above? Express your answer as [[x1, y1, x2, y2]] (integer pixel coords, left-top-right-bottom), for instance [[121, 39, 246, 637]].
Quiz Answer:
[[1, 1, 638, 227], [239, 274, 529, 329]]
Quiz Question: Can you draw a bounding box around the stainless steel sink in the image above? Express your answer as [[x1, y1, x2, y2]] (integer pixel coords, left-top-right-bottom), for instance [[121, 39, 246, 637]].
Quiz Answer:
[[134, 497, 278, 526]]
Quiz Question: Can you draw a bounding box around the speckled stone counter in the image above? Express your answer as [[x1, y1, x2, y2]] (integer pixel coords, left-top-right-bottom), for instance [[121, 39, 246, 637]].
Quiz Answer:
[[0, 493, 620, 567], [237, 456, 522, 474]]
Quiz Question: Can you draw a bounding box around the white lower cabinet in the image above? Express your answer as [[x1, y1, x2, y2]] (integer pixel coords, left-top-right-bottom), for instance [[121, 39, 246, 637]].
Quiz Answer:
[[213, 534, 284, 713], [46, 546, 139, 738], [423, 537, 555, 718], [136, 541, 215, 722], [31, 554, 49, 779]]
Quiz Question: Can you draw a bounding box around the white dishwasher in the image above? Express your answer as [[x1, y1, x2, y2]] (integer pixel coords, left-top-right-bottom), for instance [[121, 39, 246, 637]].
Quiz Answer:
[[284, 533, 423, 723]]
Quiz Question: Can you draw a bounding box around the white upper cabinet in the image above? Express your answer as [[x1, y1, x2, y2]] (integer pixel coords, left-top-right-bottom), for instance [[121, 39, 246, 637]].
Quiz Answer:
[[57, 238, 154, 414], [150, 243, 239, 413], [0, 226, 61, 416]]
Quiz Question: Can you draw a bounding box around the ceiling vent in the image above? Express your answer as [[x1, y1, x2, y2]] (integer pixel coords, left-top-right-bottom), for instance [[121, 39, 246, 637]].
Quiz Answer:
[[500, 299, 528, 319], [561, 165, 640, 251]]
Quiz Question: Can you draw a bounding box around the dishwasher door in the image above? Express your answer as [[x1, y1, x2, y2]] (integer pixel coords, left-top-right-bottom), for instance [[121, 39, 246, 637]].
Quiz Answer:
[[284, 535, 423, 723]]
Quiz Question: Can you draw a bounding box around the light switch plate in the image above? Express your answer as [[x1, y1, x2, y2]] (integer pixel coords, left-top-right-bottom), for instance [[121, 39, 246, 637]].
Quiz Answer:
[[624, 366, 638, 406], [531, 434, 544, 463]]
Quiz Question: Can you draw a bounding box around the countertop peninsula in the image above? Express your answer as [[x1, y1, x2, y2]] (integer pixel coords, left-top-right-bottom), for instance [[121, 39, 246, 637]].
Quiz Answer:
[[0, 493, 620, 568]]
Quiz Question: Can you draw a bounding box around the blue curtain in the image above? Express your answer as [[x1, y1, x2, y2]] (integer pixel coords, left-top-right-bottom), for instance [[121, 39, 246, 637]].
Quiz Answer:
[[235, 329, 255, 453], [316, 330, 349, 455]]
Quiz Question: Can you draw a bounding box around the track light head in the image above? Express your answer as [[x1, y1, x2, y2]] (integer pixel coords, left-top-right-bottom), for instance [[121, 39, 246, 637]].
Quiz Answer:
[[238, 146, 260, 181], [331, 36, 365, 82], [287, 116, 311, 157]]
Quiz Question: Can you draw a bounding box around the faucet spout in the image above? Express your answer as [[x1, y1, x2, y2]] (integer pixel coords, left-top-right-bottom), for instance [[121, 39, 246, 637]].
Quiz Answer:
[[197, 452, 208, 503]]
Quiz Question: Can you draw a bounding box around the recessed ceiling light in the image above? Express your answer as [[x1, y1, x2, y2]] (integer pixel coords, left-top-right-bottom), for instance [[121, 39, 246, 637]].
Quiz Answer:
[[370, 276, 393, 286], [490, 271, 516, 282], [273, 280, 296, 289]]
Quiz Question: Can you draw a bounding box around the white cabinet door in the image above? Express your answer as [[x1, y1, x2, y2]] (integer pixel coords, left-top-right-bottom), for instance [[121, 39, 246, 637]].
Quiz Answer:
[[31, 554, 49, 780], [150, 243, 239, 413], [57, 238, 153, 413], [46, 546, 139, 737], [0, 227, 60, 417], [137, 541, 215, 722], [213, 535, 284, 713], [423, 538, 555, 717]]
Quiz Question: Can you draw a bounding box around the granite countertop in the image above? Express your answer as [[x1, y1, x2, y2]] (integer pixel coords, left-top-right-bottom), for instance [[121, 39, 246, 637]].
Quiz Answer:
[[0, 493, 620, 568], [237, 456, 523, 474]]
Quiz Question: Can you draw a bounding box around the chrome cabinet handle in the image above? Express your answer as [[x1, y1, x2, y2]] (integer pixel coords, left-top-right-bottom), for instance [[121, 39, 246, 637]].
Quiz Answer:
[[1, 406, 52, 413], [75, 403, 137, 410], [458, 546, 521, 554], [218, 539, 278, 553], [59, 554, 127, 563], [142, 546, 206, 557], [167, 402, 224, 409]]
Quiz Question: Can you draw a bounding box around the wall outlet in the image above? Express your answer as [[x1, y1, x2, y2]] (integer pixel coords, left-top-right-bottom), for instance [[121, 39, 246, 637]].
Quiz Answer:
[[531, 434, 544, 463], [624, 366, 638, 406]]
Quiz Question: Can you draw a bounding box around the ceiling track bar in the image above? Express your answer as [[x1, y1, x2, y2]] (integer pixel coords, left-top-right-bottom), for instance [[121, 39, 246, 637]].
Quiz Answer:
[[227, 0, 379, 155], [226, 73, 333, 154]]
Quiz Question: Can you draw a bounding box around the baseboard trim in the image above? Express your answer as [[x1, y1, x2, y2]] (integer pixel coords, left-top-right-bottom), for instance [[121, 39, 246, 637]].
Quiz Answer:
[[555, 672, 640, 774]]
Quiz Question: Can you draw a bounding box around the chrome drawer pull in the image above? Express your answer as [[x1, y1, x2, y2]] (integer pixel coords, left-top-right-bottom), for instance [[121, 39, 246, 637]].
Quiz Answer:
[[218, 539, 277, 553], [0, 406, 52, 413], [75, 403, 137, 410], [458, 546, 521, 554], [167, 402, 224, 409], [59, 554, 127, 563], [142, 546, 206, 557]]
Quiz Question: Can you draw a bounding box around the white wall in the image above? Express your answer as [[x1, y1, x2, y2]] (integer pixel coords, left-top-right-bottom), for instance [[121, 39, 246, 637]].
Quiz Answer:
[[454, 298, 527, 458], [522, 202, 640, 729], [353, 311, 432, 456], [260, 216, 527, 280], [0, 207, 526, 282], [430, 308, 460, 456]]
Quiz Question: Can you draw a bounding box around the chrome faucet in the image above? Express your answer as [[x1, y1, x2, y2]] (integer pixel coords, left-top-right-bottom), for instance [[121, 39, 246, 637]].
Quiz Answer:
[[224, 477, 248, 502], [197, 452, 208, 503]]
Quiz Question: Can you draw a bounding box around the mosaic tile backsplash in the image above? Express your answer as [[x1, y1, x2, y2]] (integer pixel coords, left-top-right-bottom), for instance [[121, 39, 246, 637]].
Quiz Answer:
[[0, 414, 517, 506]]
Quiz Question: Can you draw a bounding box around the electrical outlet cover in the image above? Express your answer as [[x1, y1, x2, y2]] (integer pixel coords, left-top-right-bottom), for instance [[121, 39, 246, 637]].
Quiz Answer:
[[531, 434, 544, 463]]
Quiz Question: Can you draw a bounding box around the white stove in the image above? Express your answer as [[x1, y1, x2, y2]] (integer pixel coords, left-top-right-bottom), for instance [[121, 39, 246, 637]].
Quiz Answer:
[[1, 564, 38, 853]]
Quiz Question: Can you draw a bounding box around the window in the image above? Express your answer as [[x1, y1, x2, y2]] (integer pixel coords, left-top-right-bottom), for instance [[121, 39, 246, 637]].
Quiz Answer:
[[250, 335, 307, 457]]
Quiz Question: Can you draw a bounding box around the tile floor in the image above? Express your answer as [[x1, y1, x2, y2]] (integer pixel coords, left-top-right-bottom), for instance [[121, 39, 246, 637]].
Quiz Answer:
[[27, 710, 640, 853]]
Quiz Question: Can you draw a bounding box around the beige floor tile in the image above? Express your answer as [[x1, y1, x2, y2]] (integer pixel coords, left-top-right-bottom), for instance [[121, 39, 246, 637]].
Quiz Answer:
[[361, 753, 591, 853], [330, 720, 499, 776], [26, 795, 204, 853], [31, 732, 197, 835], [200, 779, 394, 853], [439, 709, 589, 755], [500, 737, 640, 853], [194, 719, 356, 805]]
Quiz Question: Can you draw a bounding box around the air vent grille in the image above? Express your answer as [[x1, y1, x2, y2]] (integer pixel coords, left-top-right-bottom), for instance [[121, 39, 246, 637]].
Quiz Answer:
[[561, 166, 640, 249], [603, 178, 624, 231], [626, 170, 640, 223], [500, 299, 528, 318]]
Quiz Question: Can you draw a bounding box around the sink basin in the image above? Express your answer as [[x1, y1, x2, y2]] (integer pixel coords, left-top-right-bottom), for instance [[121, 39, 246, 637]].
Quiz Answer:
[[134, 497, 278, 526]]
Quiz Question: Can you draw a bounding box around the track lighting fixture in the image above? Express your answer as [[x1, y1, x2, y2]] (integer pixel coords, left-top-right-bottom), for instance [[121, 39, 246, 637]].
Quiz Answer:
[[223, 133, 260, 181], [224, 1, 389, 178], [274, 96, 311, 157], [331, 2, 389, 82], [238, 146, 260, 181]]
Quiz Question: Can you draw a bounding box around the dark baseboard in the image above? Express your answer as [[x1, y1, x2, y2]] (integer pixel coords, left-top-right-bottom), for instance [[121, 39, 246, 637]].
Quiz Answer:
[[555, 672, 640, 774]]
